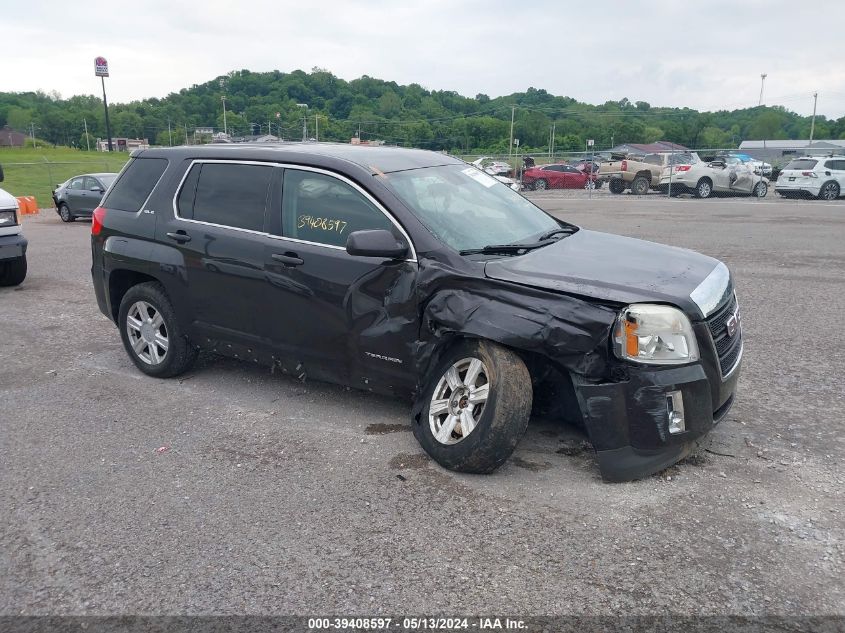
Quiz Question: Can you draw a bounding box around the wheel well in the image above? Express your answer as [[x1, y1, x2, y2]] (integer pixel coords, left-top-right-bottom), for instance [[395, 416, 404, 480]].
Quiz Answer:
[[697, 177, 712, 186], [634, 171, 652, 182], [108, 269, 159, 321]]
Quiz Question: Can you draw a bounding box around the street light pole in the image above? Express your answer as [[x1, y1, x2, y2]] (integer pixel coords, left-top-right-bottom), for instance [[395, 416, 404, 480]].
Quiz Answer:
[[758, 73, 767, 106], [508, 105, 515, 162], [809, 92, 818, 146]]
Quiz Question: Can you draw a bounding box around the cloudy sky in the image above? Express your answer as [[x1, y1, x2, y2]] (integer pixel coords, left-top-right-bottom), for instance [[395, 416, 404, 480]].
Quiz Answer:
[[4, 0, 845, 118]]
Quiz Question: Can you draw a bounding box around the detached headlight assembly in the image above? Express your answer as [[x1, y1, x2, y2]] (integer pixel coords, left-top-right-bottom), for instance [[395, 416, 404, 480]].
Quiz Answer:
[[614, 304, 699, 365], [0, 209, 17, 226]]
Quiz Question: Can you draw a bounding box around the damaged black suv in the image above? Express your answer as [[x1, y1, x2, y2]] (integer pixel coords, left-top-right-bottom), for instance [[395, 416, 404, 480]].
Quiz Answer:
[[91, 144, 741, 481]]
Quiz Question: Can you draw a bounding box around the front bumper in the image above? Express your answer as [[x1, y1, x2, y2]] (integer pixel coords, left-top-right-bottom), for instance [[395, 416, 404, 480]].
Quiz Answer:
[[572, 352, 740, 482], [0, 233, 27, 261]]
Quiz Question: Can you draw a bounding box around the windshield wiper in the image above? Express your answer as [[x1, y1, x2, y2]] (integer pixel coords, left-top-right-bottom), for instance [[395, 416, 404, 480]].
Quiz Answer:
[[459, 239, 557, 256], [536, 227, 577, 241]]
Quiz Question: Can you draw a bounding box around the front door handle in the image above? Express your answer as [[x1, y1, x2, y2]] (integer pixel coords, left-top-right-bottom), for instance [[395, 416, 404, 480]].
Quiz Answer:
[[271, 252, 304, 267], [166, 231, 191, 243]]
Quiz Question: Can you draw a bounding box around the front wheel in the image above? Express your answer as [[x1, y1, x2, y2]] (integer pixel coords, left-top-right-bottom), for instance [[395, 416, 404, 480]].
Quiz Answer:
[[58, 204, 73, 222], [753, 181, 768, 198], [534, 178, 547, 191], [118, 281, 198, 378], [413, 340, 532, 474], [631, 175, 650, 195], [0, 255, 27, 287], [819, 181, 840, 200]]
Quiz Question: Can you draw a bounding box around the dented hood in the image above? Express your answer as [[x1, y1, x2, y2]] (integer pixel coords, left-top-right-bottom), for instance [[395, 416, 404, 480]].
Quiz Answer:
[[484, 229, 720, 319]]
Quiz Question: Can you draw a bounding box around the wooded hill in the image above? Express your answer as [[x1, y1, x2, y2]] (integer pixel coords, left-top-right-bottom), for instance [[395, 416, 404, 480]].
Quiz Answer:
[[2, 67, 843, 152]]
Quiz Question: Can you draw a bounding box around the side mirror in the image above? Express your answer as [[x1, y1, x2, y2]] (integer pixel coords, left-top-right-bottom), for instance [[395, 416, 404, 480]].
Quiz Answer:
[[90, 186, 104, 193], [711, 160, 726, 168], [346, 229, 408, 259]]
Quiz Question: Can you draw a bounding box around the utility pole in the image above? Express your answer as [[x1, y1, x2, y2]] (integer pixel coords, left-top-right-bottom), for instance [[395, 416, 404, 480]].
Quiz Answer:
[[508, 106, 515, 162], [83, 118, 91, 151], [296, 104, 308, 141], [167, 118, 173, 146], [758, 73, 767, 106], [551, 121, 556, 159], [185, 124, 189, 145], [221, 96, 228, 136], [315, 114, 319, 142], [809, 92, 818, 146], [30, 122, 36, 148]]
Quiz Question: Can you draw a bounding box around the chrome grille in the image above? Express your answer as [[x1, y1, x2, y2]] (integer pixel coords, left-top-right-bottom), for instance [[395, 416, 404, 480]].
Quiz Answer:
[[706, 293, 742, 376]]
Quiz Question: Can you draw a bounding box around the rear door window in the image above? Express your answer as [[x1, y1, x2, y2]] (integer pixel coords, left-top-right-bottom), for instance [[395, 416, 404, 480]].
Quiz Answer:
[[69, 177, 85, 190], [281, 170, 393, 248], [103, 158, 168, 212], [181, 162, 273, 232], [824, 159, 845, 171]]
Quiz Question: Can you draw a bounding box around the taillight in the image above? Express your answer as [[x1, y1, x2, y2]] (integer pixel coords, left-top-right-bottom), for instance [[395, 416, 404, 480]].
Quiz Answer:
[[92, 207, 107, 235], [621, 160, 627, 171], [675, 165, 692, 172], [801, 171, 818, 178]]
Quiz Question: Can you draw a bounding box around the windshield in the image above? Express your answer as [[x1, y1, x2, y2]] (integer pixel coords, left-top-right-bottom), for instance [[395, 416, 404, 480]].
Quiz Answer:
[[383, 164, 561, 252]]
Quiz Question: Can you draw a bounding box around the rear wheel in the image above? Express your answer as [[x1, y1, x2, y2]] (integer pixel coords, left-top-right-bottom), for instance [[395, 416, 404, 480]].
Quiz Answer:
[[0, 255, 27, 287], [413, 340, 532, 474], [59, 204, 73, 222], [609, 178, 626, 194], [694, 178, 713, 199], [631, 175, 650, 196], [534, 179, 547, 191], [819, 181, 840, 200], [118, 281, 198, 378]]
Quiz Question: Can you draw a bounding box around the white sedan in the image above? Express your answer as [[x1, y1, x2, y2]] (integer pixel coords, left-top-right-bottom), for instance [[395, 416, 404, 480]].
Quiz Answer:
[[657, 156, 769, 198]]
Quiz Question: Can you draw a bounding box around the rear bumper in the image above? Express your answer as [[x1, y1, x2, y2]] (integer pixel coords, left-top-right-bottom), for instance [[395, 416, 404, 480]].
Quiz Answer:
[[573, 358, 740, 482], [775, 184, 820, 196], [0, 233, 27, 261]]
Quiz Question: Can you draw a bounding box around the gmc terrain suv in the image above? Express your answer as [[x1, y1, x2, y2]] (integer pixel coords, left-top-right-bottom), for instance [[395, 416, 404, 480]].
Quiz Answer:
[[91, 144, 742, 481]]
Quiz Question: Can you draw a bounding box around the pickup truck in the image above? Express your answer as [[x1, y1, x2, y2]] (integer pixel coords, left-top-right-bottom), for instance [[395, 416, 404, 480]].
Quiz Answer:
[[601, 152, 701, 195]]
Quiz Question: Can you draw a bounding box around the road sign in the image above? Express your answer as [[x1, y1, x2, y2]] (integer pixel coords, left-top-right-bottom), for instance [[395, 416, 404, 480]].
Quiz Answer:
[[514, 139, 520, 146], [587, 139, 594, 147], [94, 56, 109, 77], [275, 112, 281, 118]]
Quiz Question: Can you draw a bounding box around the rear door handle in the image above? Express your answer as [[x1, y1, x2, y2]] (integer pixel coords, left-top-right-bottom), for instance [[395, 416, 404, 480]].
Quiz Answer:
[[166, 231, 191, 243], [271, 252, 304, 267]]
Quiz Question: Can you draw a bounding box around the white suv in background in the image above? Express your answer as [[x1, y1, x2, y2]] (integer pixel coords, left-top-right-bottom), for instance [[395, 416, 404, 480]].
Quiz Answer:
[[775, 156, 845, 200]]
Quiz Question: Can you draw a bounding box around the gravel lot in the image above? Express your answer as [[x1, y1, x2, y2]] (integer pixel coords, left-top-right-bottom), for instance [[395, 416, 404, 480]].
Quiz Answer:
[[1, 192, 843, 620]]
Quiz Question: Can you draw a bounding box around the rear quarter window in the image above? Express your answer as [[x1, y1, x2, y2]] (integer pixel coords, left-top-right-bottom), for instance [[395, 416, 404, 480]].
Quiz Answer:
[[103, 158, 168, 212], [824, 160, 845, 171]]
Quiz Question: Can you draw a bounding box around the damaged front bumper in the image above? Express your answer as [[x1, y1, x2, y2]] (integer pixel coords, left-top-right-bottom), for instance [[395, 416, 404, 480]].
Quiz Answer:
[[572, 348, 740, 482]]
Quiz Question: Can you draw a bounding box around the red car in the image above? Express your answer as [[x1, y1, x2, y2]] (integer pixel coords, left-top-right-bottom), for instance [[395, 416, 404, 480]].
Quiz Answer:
[[522, 164, 598, 190]]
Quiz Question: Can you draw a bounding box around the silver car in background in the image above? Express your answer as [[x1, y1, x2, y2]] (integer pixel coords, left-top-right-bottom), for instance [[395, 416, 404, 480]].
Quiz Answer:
[[658, 155, 768, 198]]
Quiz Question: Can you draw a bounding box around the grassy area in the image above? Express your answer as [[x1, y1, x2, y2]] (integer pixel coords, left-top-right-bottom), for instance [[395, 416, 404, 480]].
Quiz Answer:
[[0, 147, 130, 209]]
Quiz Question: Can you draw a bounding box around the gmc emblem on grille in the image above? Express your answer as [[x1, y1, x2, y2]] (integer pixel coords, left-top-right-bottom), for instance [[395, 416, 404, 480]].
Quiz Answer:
[[726, 309, 740, 338]]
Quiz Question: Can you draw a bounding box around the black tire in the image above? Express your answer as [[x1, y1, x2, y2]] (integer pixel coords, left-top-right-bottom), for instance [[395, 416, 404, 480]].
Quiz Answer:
[[594, 179, 603, 189], [413, 339, 532, 474], [118, 281, 198, 378], [631, 175, 650, 196], [0, 254, 27, 287], [58, 204, 73, 222], [694, 178, 713, 199], [818, 181, 840, 201], [753, 181, 768, 198], [534, 179, 547, 191], [609, 178, 626, 194]]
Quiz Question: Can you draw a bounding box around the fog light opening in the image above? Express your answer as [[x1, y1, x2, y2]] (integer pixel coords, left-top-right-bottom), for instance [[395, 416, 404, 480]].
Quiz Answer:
[[667, 390, 686, 435]]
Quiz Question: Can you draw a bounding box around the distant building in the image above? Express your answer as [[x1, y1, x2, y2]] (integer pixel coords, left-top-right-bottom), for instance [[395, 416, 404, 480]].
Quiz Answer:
[[0, 126, 26, 147], [738, 139, 845, 165], [97, 137, 150, 152], [231, 134, 280, 143], [608, 141, 690, 155], [350, 137, 385, 146]]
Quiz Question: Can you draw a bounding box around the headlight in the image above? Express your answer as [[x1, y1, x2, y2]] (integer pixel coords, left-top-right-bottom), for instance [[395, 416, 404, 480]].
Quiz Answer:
[[0, 209, 18, 227], [614, 304, 699, 365]]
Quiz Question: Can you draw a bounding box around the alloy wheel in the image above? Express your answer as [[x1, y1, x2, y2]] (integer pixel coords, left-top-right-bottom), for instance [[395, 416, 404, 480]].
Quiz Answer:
[[821, 182, 839, 200], [125, 300, 169, 365], [429, 357, 490, 445]]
